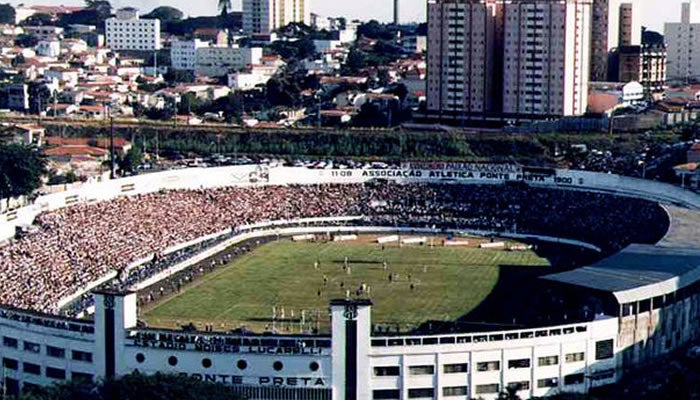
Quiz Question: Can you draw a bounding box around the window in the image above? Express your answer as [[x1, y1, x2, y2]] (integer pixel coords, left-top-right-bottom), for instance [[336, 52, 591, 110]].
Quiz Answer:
[[46, 367, 66, 380], [443, 386, 468, 396], [23, 341, 40, 354], [537, 378, 559, 388], [47, 346, 66, 358], [508, 358, 530, 369], [596, 339, 614, 360], [409, 365, 435, 375], [507, 381, 530, 391], [374, 366, 400, 376], [373, 389, 400, 399], [3, 358, 18, 370], [564, 373, 585, 385], [443, 363, 468, 373], [476, 361, 500, 371], [476, 384, 499, 394], [408, 388, 434, 398], [565, 352, 585, 363], [72, 350, 93, 363], [538, 355, 558, 366], [3, 336, 17, 348], [23, 362, 41, 375]]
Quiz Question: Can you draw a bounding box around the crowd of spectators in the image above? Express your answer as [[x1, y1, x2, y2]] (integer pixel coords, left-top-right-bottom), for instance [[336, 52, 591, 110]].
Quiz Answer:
[[360, 182, 670, 253], [0, 181, 670, 315]]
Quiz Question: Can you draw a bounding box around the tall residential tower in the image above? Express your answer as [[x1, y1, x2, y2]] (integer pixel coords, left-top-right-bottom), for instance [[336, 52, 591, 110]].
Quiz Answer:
[[664, 1, 700, 81], [242, 0, 311, 34], [427, 0, 592, 121]]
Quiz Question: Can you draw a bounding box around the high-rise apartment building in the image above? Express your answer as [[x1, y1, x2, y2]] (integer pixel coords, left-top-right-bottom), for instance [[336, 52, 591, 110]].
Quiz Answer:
[[426, 0, 501, 118], [590, 0, 609, 81], [607, 0, 641, 49], [427, 0, 592, 121], [664, 1, 700, 81], [618, 3, 633, 46], [243, 0, 311, 35], [502, 0, 592, 117]]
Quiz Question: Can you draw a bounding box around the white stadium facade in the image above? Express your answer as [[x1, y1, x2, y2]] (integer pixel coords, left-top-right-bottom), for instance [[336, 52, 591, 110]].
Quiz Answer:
[[1, 163, 700, 400]]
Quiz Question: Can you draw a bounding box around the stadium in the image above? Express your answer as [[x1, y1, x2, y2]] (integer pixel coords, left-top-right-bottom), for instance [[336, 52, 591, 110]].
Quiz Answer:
[[1, 163, 700, 400]]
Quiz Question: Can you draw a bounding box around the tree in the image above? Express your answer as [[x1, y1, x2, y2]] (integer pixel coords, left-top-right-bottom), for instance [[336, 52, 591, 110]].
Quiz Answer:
[[83, 0, 112, 21], [119, 146, 143, 175], [0, 144, 47, 202], [16, 372, 243, 400], [0, 3, 15, 24], [342, 49, 367, 74], [266, 63, 307, 107], [357, 20, 395, 40], [164, 69, 195, 84], [214, 93, 244, 122], [28, 82, 51, 114], [22, 12, 53, 26], [14, 34, 39, 48], [11, 53, 25, 67], [143, 6, 183, 22]]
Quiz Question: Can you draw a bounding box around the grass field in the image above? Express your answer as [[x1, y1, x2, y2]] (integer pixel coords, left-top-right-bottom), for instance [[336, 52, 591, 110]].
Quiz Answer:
[[141, 236, 550, 333]]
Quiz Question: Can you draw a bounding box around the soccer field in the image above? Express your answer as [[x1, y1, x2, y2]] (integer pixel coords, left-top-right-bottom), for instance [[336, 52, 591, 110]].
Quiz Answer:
[[141, 237, 550, 333]]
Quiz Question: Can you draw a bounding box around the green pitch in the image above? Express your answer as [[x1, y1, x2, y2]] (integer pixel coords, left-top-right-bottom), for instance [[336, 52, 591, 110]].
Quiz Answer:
[[141, 238, 550, 332]]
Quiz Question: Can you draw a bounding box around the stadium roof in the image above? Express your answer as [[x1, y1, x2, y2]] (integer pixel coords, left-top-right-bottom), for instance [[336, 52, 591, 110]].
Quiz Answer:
[[542, 244, 700, 304]]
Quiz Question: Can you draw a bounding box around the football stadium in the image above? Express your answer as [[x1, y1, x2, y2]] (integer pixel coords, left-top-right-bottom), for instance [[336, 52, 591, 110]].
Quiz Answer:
[[1, 163, 700, 400]]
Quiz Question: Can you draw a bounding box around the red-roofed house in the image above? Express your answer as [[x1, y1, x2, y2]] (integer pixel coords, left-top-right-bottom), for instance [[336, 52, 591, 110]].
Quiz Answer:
[[77, 105, 106, 119]]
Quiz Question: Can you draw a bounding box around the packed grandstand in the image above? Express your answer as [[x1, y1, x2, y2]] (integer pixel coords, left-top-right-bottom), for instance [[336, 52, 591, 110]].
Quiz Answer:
[[0, 181, 671, 315]]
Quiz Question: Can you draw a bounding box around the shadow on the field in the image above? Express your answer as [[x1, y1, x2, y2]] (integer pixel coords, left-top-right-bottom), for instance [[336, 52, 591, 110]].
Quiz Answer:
[[411, 264, 552, 334], [411, 242, 606, 335]]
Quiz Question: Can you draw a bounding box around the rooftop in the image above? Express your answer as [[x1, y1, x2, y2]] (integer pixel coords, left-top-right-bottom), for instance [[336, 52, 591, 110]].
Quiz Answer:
[[543, 244, 700, 303]]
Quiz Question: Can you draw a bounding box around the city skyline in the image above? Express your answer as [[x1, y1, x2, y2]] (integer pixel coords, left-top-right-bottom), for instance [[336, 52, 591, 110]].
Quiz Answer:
[[10, 0, 692, 32]]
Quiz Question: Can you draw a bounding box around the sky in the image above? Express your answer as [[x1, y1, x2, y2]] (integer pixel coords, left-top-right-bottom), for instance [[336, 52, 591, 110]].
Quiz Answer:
[[10, 0, 691, 32]]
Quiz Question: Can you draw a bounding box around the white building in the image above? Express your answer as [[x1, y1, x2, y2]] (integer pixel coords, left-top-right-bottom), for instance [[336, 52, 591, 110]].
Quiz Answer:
[[502, 0, 592, 117], [24, 26, 64, 41], [171, 39, 263, 76], [35, 40, 60, 58], [105, 8, 161, 51], [195, 47, 263, 77], [664, 2, 700, 81], [242, 0, 311, 35], [171, 39, 209, 70], [228, 65, 278, 90]]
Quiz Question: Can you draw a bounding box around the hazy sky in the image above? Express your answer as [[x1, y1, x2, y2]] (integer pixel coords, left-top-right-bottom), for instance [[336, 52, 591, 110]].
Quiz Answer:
[[11, 0, 690, 32]]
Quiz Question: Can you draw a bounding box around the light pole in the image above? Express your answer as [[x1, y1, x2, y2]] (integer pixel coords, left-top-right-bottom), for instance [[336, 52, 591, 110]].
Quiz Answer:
[[107, 104, 115, 179]]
